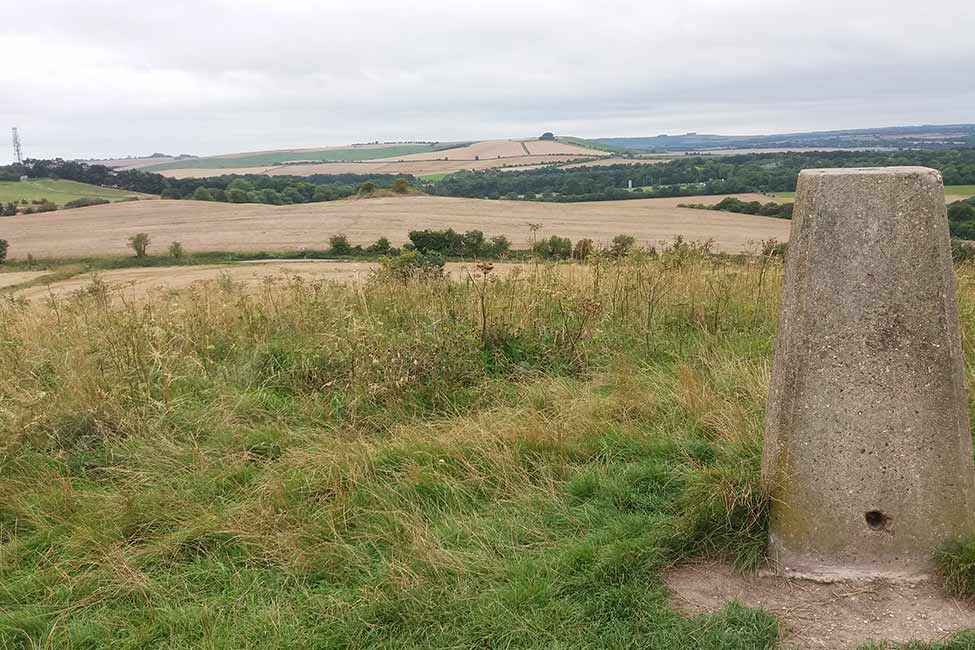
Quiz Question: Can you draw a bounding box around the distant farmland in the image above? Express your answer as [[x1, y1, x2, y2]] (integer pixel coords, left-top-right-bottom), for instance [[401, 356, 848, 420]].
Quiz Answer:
[[97, 138, 613, 179], [141, 143, 471, 172], [0, 179, 156, 206]]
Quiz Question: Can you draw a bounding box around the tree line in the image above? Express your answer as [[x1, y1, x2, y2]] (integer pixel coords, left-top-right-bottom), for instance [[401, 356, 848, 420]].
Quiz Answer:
[[429, 149, 975, 201], [2, 158, 418, 206], [679, 197, 794, 219], [5, 148, 975, 209]]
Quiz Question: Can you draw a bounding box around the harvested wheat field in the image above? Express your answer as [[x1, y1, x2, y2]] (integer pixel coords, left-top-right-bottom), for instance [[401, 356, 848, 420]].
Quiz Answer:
[[159, 156, 589, 179], [5, 261, 531, 302], [2, 194, 790, 259], [0, 271, 48, 289]]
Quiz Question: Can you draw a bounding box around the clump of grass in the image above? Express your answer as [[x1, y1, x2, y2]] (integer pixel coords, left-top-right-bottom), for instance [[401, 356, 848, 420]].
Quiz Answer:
[[0, 250, 787, 648], [936, 536, 975, 597]]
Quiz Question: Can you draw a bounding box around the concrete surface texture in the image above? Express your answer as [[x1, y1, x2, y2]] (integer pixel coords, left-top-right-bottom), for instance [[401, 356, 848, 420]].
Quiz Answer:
[[763, 166, 975, 578]]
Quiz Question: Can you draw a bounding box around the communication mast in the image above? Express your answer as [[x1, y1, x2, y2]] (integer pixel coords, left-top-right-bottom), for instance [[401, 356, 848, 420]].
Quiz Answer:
[[11, 127, 23, 164]]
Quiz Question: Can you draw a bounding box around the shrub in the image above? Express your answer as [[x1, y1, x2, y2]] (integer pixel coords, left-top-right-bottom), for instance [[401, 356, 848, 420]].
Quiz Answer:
[[488, 235, 511, 258], [367, 237, 393, 255], [1, 202, 16, 216], [533, 235, 572, 260], [63, 197, 110, 209], [573, 238, 594, 260], [610, 234, 636, 257], [192, 187, 214, 201], [0, 239, 7, 263], [357, 182, 377, 196], [169, 241, 185, 259], [25, 200, 58, 213], [128, 233, 151, 258], [329, 234, 353, 256], [378, 250, 445, 281], [391, 178, 411, 194]]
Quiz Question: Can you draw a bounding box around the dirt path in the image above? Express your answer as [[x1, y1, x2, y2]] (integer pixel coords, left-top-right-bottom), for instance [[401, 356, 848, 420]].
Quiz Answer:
[[666, 562, 975, 649]]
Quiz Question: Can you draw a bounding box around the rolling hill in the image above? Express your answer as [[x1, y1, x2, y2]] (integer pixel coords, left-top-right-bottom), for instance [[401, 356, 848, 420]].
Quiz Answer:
[[93, 138, 613, 179], [0, 178, 157, 206]]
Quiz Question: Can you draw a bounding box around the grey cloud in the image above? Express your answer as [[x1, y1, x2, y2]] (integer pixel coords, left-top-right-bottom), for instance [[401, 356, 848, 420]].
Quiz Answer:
[[2, 0, 973, 159]]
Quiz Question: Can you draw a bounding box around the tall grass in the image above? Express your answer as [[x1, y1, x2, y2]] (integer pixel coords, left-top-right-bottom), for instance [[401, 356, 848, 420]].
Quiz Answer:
[[1, 249, 972, 648]]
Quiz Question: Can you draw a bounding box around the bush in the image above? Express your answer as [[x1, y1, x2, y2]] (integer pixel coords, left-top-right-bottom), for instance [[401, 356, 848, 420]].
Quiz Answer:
[[329, 234, 353, 256], [192, 187, 214, 201], [128, 233, 151, 258], [0, 239, 7, 263], [1, 202, 16, 216], [169, 241, 185, 259], [366, 237, 393, 255], [29, 200, 57, 213], [357, 182, 377, 196], [533, 235, 572, 260], [610, 234, 636, 257], [378, 250, 445, 281], [488, 235, 511, 258], [573, 238, 594, 260], [63, 197, 110, 209], [391, 178, 411, 194]]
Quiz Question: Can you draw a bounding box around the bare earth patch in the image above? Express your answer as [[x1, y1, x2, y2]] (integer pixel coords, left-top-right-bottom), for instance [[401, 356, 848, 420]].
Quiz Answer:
[[666, 562, 975, 649]]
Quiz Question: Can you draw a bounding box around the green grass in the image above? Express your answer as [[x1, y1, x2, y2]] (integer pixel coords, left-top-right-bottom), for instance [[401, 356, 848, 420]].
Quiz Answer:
[[560, 136, 633, 155], [1, 251, 974, 648], [0, 179, 156, 206], [946, 185, 975, 199], [142, 143, 472, 172], [419, 172, 451, 182]]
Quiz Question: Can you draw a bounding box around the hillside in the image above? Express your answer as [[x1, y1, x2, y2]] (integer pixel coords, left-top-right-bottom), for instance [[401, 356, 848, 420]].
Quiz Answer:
[[596, 124, 975, 153], [1, 194, 790, 259], [94, 139, 612, 179], [0, 179, 157, 206]]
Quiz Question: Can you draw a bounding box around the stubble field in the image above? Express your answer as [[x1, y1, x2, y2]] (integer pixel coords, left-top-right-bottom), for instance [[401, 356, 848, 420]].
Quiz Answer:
[[0, 194, 790, 260]]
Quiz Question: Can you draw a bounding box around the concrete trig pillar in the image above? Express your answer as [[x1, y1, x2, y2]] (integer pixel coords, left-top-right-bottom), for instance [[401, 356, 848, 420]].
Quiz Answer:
[[763, 166, 975, 579]]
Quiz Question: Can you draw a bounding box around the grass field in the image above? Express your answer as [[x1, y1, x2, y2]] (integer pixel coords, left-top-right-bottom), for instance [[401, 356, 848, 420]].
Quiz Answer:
[[0, 179, 156, 205], [3, 251, 975, 649], [946, 185, 975, 200], [142, 143, 470, 172], [0, 194, 790, 260]]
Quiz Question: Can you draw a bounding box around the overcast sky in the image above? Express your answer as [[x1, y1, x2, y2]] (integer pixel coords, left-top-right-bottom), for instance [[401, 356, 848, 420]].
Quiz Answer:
[[2, 0, 973, 161]]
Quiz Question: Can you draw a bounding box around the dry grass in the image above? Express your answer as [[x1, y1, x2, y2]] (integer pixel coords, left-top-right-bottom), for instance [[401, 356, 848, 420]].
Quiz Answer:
[[4, 262, 528, 302], [5, 253, 975, 648], [1, 194, 790, 260]]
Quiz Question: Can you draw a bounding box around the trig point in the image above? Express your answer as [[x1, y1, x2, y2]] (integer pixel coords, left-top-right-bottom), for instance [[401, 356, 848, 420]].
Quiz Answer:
[[763, 166, 975, 579]]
